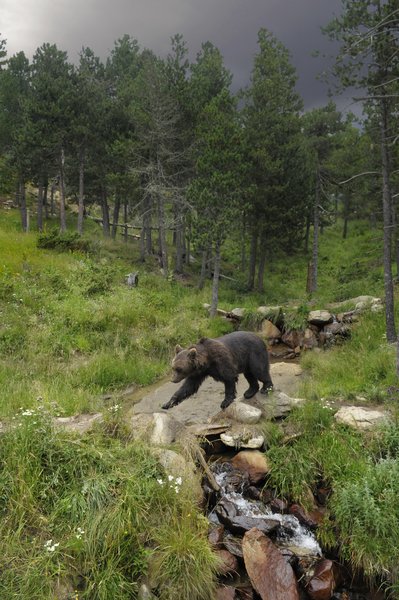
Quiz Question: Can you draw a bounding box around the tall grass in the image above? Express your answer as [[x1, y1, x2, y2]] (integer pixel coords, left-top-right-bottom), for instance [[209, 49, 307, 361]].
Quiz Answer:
[[0, 410, 219, 599]]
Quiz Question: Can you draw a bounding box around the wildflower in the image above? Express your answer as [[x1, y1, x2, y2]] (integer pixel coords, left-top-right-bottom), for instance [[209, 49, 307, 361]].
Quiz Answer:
[[44, 539, 60, 552], [75, 527, 85, 540], [167, 475, 174, 482], [157, 479, 164, 486], [175, 477, 182, 486]]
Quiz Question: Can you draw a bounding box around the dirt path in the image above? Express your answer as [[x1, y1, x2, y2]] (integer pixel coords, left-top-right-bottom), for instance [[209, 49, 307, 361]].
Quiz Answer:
[[128, 361, 303, 425]]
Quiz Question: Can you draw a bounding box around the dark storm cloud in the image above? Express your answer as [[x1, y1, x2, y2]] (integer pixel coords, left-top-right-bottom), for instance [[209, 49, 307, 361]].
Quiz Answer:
[[1, 0, 351, 110]]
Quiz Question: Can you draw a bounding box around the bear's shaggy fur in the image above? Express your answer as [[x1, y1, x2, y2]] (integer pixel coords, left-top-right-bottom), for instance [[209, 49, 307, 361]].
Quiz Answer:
[[162, 331, 273, 411]]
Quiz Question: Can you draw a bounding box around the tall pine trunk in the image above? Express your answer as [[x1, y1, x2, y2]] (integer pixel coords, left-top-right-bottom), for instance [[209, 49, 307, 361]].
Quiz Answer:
[[19, 179, 28, 232], [310, 168, 320, 294], [210, 241, 221, 317], [101, 187, 110, 237], [37, 180, 44, 232], [380, 98, 396, 342], [257, 231, 267, 293], [247, 228, 258, 290], [157, 194, 168, 277], [77, 150, 85, 235], [59, 147, 67, 232], [112, 193, 121, 240]]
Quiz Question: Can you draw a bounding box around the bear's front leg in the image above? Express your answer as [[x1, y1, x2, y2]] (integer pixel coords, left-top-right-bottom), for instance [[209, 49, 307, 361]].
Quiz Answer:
[[220, 380, 236, 410], [162, 375, 205, 410]]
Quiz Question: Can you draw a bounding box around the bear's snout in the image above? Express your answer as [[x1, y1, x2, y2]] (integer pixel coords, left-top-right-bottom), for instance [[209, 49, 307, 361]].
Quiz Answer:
[[171, 371, 185, 383]]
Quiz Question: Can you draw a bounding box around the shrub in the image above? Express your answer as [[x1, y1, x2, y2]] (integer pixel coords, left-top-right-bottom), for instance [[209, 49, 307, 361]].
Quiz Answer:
[[37, 229, 92, 253]]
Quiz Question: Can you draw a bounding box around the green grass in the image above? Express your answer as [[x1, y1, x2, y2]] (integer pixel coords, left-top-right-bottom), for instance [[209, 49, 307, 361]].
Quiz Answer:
[[0, 409, 219, 599]]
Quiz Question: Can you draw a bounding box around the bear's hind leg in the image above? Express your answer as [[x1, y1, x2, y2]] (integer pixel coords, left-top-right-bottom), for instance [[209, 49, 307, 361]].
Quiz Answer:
[[260, 380, 273, 394], [243, 370, 259, 399]]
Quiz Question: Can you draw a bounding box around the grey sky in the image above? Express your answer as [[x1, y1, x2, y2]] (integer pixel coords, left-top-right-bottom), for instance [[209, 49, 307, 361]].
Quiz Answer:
[[1, 0, 354, 111]]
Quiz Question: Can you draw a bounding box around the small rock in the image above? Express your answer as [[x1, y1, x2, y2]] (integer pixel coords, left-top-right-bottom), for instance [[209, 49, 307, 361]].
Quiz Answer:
[[334, 406, 389, 430], [54, 413, 103, 434], [223, 401, 262, 424], [306, 559, 336, 600], [215, 549, 239, 576], [216, 586, 237, 600], [231, 450, 270, 484], [308, 310, 333, 326], [231, 307, 246, 319], [221, 431, 265, 449], [260, 320, 281, 339], [128, 412, 186, 446]]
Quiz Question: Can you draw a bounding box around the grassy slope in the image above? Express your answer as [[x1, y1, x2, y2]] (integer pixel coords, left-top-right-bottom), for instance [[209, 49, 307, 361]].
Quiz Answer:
[[1, 207, 399, 596]]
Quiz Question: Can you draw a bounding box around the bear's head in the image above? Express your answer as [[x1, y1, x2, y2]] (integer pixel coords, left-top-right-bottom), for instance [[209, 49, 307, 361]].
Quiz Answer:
[[171, 344, 205, 382]]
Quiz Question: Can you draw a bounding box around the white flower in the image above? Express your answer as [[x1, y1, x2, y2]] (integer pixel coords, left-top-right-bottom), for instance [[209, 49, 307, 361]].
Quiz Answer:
[[157, 479, 164, 486], [174, 486, 180, 494], [167, 475, 174, 482], [44, 540, 60, 552], [175, 477, 182, 486]]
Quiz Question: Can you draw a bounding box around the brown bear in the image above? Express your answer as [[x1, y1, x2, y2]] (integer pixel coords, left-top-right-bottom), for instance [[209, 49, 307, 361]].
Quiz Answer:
[[162, 331, 273, 411]]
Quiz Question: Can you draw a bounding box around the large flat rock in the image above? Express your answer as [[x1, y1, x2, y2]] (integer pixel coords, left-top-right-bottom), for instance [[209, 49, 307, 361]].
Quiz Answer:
[[130, 362, 302, 425]]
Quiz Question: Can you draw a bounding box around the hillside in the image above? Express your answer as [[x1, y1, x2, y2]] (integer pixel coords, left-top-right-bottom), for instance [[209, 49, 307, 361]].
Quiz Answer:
[[1, 208, 399, 599]]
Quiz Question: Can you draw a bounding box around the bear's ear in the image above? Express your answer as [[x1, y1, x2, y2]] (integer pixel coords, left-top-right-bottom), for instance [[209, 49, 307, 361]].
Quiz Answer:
[[175, 344, 183, 355], [188, 347, 197, 361]]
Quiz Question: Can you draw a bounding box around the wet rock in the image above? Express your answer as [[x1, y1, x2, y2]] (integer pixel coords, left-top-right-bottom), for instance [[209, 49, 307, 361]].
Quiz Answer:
[[215, 549, 239, 576], [308, 311, 333, 327], [223, 402, 263, 425], [212, 462, 249, 493], [209, 524, 225, 547], [334, 406, 389, 430], [243, 528, 300, 600], [231, 450, 270, 484], [216, 586, 237, 600], [223, 532, 243, 558], [215, 498, 280, 536], [306, 559, 336, 600], [271, 498, 288, 513], [288, 504, 324, 530], [236, 585, 254, 599]]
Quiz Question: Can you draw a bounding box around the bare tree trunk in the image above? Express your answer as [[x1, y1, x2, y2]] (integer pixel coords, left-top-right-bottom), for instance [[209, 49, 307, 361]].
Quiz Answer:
[[144, 196, 152, 255], [19, 179, 28, 232], [247, 228, 258, 290], [157, 195, 168, 277], [59, 147, 67, 232], [304, 211, 311, 253], [257, 232, 267, 293], [380, 99, 396, 342], [342, 194, 350, 239], [101, 187, 110, 237], [210, 241, 221, 317], [111, 193, 121, 239], [37, 181, 44, 232], [241, 213, 247, 272], [123, 200, 128, 243], [50, 182, 56, 217], [175, 211, 184, 274], [77, 150, 85, 235], [185, 219, 191, 266], [198, 247, 209, 290], [310, 168, 320, 294], [43, 182, 48, 220]]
